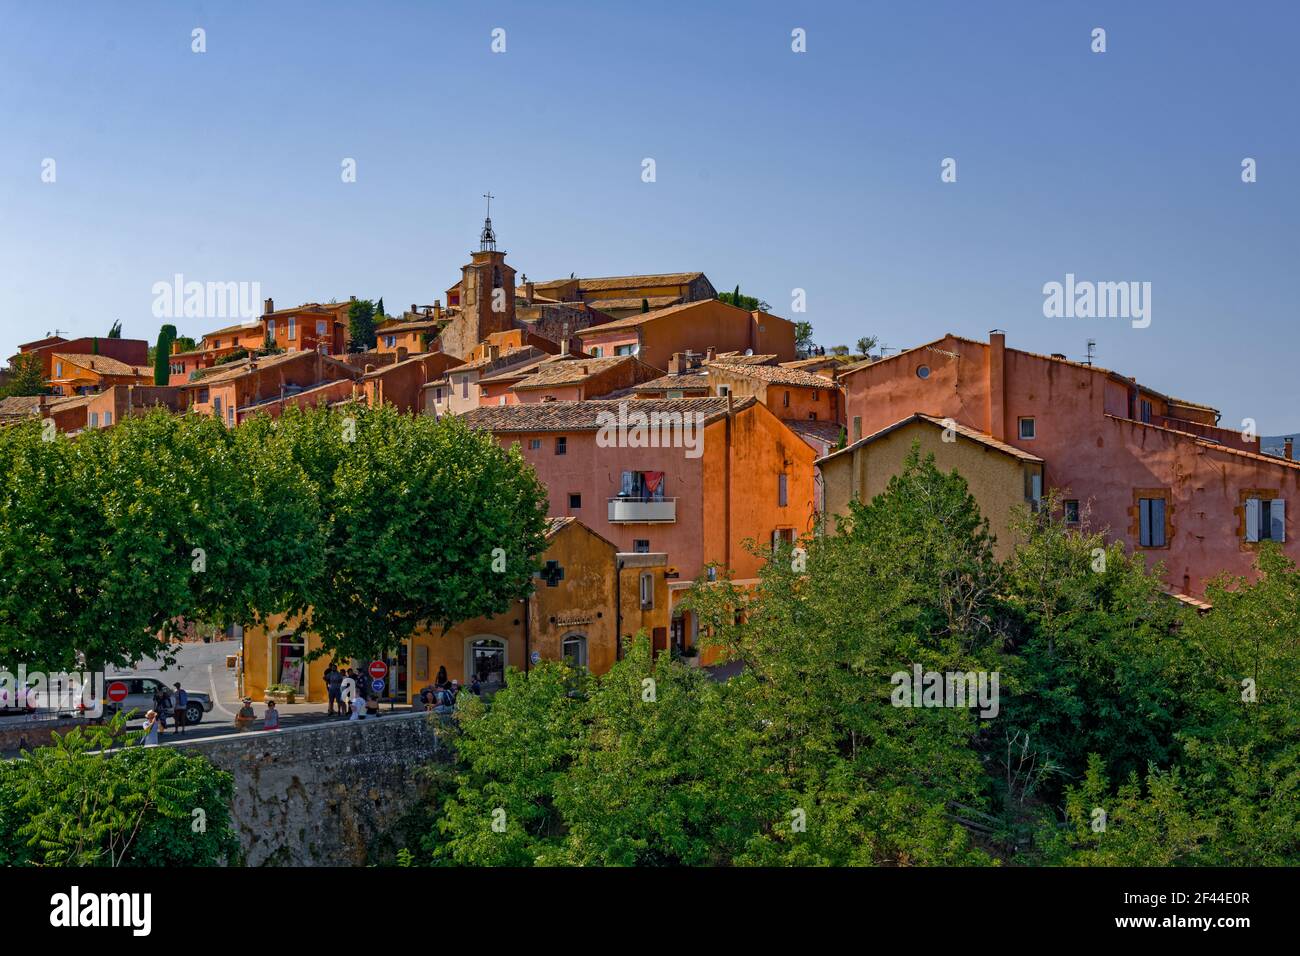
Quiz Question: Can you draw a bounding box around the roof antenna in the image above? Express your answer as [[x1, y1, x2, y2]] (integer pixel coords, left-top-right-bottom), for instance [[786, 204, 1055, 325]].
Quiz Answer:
[[1085, 339, 1096, 367]]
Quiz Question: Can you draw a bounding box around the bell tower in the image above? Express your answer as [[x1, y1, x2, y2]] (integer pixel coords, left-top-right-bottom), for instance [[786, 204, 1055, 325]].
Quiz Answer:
[[442, 194, 517, 358]]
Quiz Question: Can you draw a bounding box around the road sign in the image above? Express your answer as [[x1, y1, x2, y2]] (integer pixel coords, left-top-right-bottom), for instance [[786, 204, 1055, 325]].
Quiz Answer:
[[368, 660, 388, 680], [107, 681, 128, 703], [371, 678, 385, 694]]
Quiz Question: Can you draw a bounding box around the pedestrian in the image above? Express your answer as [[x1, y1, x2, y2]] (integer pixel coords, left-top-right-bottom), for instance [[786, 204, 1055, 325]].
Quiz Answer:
[[435, 665, 448, 688], [172, 682, 189, 735], [153, 686, 171, 731], [365, 694, 380, 718], [262, 698, 281, 730], [142, 709, 161, 746], [235, 697, 256, 732], [469, 675, 482, 696], [325, 664, 343, 716], [349, 690, 366, 721]]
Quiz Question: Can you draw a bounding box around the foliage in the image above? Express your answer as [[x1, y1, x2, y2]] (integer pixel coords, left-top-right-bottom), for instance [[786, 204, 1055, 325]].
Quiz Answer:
[[0, 712, 239, 867], [348, 298, 378, 351], [718, 285, 761, 311], [0, 352, 47, 398], [794, 320, 815, 355], [855, 335, 878, 356], [153, 325, 176, 386], [107, 320, 122, 339]]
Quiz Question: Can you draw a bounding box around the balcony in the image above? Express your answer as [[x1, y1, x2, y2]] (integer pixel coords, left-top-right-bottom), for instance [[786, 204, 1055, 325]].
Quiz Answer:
[[608, 496, 677, 524]]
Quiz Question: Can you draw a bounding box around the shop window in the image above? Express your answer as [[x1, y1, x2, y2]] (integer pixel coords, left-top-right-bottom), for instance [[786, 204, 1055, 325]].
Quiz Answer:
[[275, 632, 306, 693], [562, 634, 588, 670]]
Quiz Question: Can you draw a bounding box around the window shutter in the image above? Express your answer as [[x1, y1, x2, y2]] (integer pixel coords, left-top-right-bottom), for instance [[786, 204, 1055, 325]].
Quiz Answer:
[[1270, 498, 1286, 542], [1139, 500, 1152, 546], [1245, 497, 1261, 542], [1151, 498, 1166, 547]]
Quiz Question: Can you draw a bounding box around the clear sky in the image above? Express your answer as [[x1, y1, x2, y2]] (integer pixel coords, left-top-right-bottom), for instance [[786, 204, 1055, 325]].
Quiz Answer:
[[1, 1, 1296, 430]]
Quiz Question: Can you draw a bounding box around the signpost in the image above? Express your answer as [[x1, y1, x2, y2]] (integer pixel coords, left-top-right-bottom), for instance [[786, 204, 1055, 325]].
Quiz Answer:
[[107, 681, 128, 704]]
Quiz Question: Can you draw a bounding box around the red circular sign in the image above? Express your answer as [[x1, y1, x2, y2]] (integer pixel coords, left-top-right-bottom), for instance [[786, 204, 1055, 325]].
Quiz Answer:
[[107, 681, 128, 703], [368, 661, 388, 679]]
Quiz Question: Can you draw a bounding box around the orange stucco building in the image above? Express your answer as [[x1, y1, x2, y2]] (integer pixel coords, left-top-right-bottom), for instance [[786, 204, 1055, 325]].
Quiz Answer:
[[839, 331, 1300, 597], [461, 396, 816, 655]]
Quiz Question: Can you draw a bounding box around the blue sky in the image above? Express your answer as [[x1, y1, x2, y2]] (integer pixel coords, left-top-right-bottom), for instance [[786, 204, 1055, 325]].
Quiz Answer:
[[1, 1, 1296, 430]]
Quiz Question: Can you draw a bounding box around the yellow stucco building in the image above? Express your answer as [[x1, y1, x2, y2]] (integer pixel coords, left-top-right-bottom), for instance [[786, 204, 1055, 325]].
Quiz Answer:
[[816, 413, 1044, 558], [241, 518, 671, 703]]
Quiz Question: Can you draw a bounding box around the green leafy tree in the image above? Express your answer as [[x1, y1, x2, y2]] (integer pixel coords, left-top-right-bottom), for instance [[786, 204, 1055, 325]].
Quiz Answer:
[[718, 285, 760, 311], [680, 446, 1002, 865], [153, 324, 176, 386], [855, 335, 878, 356], [0, 712, 240, 867], [794, 321, 815, 355], [273, 405, 549, 663], [830, 344, 850, 357], [0, 353, 47, 398], [348, 298, 378, 351]]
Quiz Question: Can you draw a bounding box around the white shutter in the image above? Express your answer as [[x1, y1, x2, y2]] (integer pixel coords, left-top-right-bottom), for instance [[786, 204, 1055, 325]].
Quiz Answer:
[[1245, 497, 1260, 542], [1270, 498, 1286, 542]]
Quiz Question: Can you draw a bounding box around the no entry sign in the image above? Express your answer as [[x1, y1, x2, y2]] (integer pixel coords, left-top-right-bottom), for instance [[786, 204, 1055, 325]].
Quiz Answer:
[[368, 660, 388, 680], [107, 681, 128, 703]]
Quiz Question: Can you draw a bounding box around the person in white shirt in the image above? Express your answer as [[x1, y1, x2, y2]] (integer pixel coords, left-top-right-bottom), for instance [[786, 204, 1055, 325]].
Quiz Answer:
[[350, 692, 365, 720]]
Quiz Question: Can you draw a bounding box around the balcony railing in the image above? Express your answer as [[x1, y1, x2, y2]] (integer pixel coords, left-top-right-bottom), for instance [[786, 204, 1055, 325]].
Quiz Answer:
[[608, 496, 677, 524]]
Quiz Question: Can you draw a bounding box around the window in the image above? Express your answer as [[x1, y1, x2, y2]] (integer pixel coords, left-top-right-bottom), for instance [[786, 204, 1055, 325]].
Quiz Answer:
[[640, 572, 654, 610], [1064, 499, 1080, 524], [619, 470, 666, 501], [1018, 417, 1036, 440], [717, 384, 731, 397], [783, 390, 791, 408], [103, 411, 112, 426], [267, 319, 275, 339], [528, 438, 541, 450], [615, 344, 636, 356], [55, 362, 63, 378], [384, 335, 397, 348], [1025, 468, 1043, 508], [275, 632, 306, 693], [435, 387, 444, 403], [771, 528, 795, 550], [460, 377, 469, 399], [213, 395, 222, 417], [88, 412, 99, 428], [589, 347, 602, 358], [568, 493, 581, 509], [1140, 399, 1153, 424], [287, 316, 296, 340], [778, 473, 788, 507], [633, 539, 650, 553], [808, 412, 818, 420], [1139, 497, 1167, 548], [916, 365, 931, 379], [212, 339, 220, 349], [562, 635, 588, 670], [1244, 496, 1286, 543], [317, 319, 328, 337], [227, 404, 235, 425], [555, 436, 567, 455], [667, 389, 684, 399]]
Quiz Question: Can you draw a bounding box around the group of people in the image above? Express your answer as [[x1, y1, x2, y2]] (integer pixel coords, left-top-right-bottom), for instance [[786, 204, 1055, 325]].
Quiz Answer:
[[140, 681, 191, 744], [323, 663, 384, 720], [417, 665, 481, 715]]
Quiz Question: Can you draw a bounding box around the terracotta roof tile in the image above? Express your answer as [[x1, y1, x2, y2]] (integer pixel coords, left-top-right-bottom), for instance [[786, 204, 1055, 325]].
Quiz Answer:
[[533, 272, 704, 294], [705, 361, 840, 389], [462, 396, 754, 433]]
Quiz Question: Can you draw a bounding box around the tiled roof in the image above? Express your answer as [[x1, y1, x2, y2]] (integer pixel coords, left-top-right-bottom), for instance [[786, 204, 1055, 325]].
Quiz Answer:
[[816, 412, 1045, 467], [455, 346, 545, 373], [637, 373, 712, 391], [578, 298, 742, 335], [202, 321, 262, 339], [533, 272, 704, 294], [51, 353, 149, 378], [513, 356, 635, 390], [784, 419, 845, 445], [706, 361, 840, 389], [377, 318, 446, 334], [190, 349, 353, 386], [1108, 415, 1300, 471], [582, 295, 681, 311], [462, 396, 754, 433], [712, 352, 779, 366]]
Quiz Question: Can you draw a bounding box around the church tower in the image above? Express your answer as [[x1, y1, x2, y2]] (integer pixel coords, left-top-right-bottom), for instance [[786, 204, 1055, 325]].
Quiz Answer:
[[441, 194, 516, 358]]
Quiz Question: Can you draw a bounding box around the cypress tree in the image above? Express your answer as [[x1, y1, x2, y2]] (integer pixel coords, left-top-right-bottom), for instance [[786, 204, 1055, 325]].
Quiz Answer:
[[153, 325, 177, 386]]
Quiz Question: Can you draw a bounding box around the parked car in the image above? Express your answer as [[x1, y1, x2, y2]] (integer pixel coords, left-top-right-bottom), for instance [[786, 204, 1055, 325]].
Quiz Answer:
[[104, 676, 214, 724]]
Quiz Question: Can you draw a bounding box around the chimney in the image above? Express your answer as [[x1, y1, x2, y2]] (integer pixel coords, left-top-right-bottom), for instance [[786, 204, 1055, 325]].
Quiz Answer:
[[350, 295, 357, 302], [171, 340, 181, 355], [525, 281, 535, 304], [1286, 437, 1294, 461], [560, 336, 570, 357], [364, 364, 375, 374], [988, 330, 1007, 441], [264, 297, 274, 314], [726, 391, 734, 415], [410, 303, 418, 314], [434, 300, 443, 319], [488, 345, 500, 362], [706, 347, 716, 362], [396, 346, 408, 362]]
